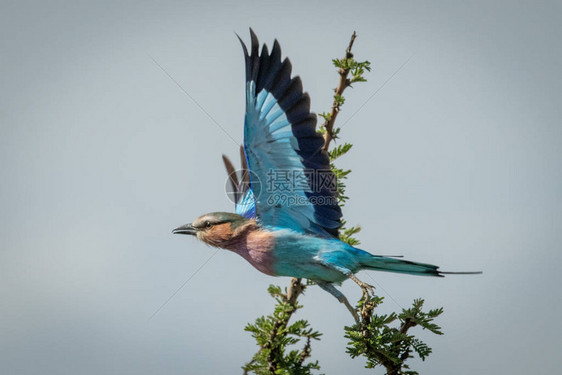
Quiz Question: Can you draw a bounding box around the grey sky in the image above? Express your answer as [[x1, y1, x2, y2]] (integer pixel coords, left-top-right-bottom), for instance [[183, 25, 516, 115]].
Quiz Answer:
[[1, 0, 561, 374]]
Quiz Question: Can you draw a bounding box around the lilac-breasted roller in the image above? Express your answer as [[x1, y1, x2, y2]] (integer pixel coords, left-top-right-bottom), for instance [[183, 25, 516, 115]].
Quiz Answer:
[[173, 30, 479, 320]]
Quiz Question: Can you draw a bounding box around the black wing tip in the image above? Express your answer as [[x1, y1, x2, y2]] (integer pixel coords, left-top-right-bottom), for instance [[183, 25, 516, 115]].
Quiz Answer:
[[272, 39, 281, 53], [236, 27, 259, 58], [249, 28, 259, 56], [249, 27, 257, 41], [235, 32, 247, 55], [260, 43, 269, 58]]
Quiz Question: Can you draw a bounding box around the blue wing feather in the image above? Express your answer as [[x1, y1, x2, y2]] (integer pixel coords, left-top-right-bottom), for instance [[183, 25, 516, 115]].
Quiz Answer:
[[222, 148, 257, 219], [238, 29, 342, 237], [236, 188, 256, 218]]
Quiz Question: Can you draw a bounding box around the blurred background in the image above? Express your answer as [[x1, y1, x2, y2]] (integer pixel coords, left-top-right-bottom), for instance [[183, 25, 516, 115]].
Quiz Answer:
[[1, 0, 561, 373]]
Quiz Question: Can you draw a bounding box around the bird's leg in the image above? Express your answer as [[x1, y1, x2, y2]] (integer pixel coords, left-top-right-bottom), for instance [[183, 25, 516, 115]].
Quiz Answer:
[[347, 273, 375, 297], [317, 282, 359, 323], [314, 257, 375, 297]]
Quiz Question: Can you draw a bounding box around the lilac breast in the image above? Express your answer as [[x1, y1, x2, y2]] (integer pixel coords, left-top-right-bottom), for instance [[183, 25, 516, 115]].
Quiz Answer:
[[231, 230, 277, 276]]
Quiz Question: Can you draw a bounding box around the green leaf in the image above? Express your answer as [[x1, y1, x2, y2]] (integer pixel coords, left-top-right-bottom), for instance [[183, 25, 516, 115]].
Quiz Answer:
[[328, 143, 353, 161], [333, 94, 345, 106], [318, 112, 332, 122]]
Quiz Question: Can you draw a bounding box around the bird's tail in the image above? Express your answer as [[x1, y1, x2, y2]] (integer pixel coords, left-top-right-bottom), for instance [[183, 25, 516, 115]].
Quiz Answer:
[[361, 255, 482, 277]]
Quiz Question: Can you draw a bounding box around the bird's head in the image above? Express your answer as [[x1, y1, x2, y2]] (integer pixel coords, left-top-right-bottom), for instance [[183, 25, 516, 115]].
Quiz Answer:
[[172, 212, 253, 248]]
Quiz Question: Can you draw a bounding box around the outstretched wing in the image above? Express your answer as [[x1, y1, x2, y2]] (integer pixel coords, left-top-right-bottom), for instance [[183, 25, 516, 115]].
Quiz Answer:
[[238, 29, 342, 237]]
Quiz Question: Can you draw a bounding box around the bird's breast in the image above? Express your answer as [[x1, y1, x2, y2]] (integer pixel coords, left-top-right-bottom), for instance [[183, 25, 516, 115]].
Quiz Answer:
[[230, 230, 277, 276]]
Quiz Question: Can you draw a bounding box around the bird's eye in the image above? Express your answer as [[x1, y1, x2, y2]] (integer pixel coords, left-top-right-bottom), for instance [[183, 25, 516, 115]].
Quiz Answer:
[[205, 221, 212, 228]]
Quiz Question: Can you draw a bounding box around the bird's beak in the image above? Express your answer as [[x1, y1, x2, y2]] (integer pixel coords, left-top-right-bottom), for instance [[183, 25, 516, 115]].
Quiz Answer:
[[172, 223, 197, 236]]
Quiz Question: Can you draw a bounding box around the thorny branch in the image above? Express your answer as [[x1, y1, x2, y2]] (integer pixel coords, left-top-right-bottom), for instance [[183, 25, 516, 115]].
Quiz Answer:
[[264, 278, 305, 373], [243, 278, 310, 375], [357, 295, 417, 374], [287, 277, 306, 305], [346, 295, 443, 374], [322, 31, 357, 151]]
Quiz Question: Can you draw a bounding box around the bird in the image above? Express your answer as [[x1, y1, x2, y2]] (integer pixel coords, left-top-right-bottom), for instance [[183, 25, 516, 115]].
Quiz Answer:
[[173, 29, 480, 321]]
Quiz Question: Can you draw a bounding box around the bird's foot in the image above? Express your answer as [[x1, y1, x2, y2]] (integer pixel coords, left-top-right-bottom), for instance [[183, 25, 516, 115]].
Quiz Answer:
[[348, 274, 375, 296], [360, 282, 375, 296]]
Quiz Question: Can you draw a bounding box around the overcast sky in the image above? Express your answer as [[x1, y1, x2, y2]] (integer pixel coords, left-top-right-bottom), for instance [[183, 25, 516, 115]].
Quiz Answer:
[[1, 0, 561, 374]]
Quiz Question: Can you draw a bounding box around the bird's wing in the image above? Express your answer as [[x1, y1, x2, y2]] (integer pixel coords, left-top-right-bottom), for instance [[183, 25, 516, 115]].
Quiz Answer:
[[222, 148, 257, 219], [238, 29, 342, 237]]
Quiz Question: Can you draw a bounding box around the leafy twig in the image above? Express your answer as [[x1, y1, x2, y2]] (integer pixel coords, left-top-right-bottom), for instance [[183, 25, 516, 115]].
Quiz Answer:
[[320, 31, 371, 152], [345, 296, 444, 374], [243, 280, 321, 375]]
